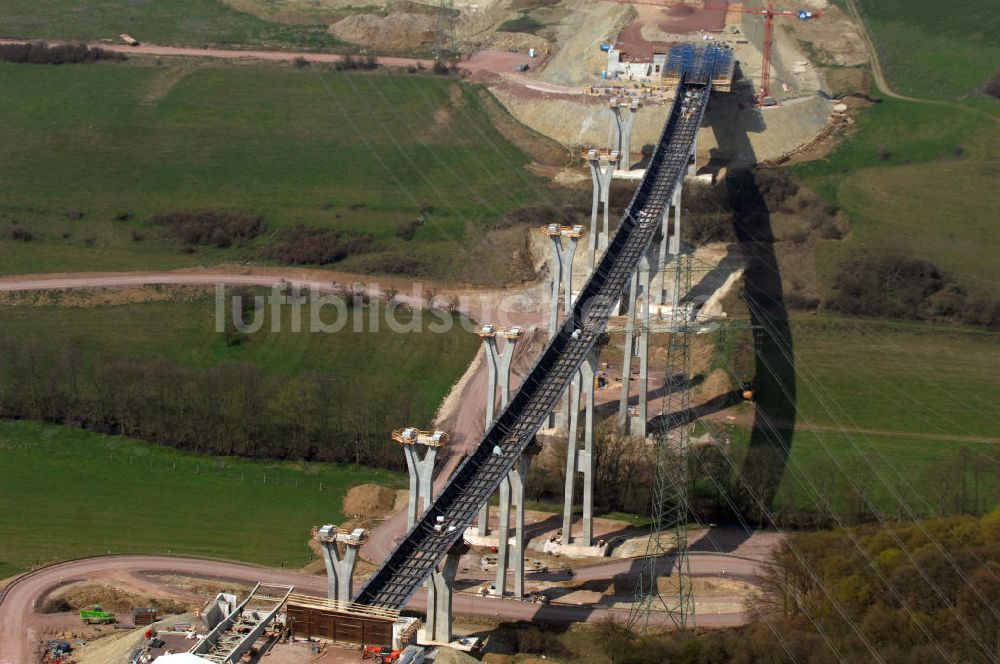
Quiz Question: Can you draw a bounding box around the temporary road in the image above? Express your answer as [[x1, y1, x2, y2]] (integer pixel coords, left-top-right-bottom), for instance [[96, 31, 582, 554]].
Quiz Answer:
[[0, 553, 757, 663]]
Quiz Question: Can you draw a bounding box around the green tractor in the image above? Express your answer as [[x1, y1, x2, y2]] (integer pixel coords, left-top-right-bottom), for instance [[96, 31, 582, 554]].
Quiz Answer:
[[80, 605, 116, 625]]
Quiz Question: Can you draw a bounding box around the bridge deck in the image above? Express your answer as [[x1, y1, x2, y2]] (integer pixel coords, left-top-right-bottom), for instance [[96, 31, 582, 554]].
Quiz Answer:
[[354, 78, 713, 611]]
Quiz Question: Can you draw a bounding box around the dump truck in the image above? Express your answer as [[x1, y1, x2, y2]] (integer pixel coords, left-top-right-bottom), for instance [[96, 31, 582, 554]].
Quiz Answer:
[[80, 604, 116, 624]]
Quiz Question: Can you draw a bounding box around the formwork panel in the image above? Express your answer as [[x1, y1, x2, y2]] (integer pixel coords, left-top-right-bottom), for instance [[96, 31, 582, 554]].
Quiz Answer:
[[287, 603, 394, 646]]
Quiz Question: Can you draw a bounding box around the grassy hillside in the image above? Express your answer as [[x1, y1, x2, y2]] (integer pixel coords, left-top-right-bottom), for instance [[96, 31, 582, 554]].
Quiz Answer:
[[0, 292, 477, 411], [1, 0, 341, 49], [0, 420, 404, 579], [852, 0, 1000, 99], [725, 315, 1000, 520], [0, 61, 549, 279], [794, 97, 1000, 304], [0, 291, 479, 463]]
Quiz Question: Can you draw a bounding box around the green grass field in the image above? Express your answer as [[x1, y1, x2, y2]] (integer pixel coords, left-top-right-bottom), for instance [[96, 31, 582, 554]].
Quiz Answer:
[[793, 96, 1000, 301], [0, 61, 548, 278], [852, 0, 1000, 100], [2, 0, 342, 49], [0, 290, 479, 428], [725, 315, 1000, 519], [0, 420, 405, 579]]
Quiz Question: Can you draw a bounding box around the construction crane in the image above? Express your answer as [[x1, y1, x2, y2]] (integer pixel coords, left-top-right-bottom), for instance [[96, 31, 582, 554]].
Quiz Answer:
[[604, 0, 821, 105]]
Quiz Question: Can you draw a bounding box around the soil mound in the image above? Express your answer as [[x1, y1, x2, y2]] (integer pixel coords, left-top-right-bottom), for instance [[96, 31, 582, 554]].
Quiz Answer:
[[329, 13, 437, 50], [436, 648, 481, 664], [42, 581, 188, 614], [343, 483, 397, 517]]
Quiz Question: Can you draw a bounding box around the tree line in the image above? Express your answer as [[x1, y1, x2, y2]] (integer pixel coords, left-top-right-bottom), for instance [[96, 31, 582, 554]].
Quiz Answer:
[[527, 422, 1000, 529], [590, 508, 1000, 663], [0, 337, 408, 469]]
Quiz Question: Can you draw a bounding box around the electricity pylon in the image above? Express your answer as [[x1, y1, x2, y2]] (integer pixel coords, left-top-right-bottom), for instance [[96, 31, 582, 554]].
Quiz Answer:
[[628, 249, 697, 633]]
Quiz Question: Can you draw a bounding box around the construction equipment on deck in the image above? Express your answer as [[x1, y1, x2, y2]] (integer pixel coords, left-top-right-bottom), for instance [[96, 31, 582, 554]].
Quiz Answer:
[[605, 0, 822, 104]]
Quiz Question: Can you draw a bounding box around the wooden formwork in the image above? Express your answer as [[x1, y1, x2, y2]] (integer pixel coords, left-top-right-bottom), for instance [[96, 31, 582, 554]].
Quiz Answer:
[[286, 595, 399, 646]]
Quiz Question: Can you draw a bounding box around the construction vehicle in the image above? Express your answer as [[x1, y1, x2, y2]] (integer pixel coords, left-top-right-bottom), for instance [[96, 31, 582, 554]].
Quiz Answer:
[[80, 604, 116, 624], [119, 33, 140, 46], [363, 645, 402, 663]]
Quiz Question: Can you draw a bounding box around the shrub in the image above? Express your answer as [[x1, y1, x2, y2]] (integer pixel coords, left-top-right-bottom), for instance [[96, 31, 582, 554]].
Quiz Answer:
[[150, 209, 265, 248], [395, 219, 419, 241], [496, 204, 573, 230], [262, 225, 373, 265], [984, 69, 1000, 98], [432, 61, 457, 76], [826, 251, 968, 323], [335, 55, 379, 71], [0, 42, 125, 65], [5, 227, 35, 242], [292, 56, 309, 68], [355, 252, 434, 276], [755, 170, 799, 209]]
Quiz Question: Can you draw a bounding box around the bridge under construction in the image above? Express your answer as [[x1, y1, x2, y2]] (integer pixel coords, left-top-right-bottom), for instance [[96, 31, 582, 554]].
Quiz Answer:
[[354, 65, 716, 611]]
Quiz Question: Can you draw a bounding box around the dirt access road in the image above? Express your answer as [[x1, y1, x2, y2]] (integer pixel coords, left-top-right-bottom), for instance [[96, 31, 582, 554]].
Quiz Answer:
[[0, 553, 756, 663], [0, 37, 533, 76]]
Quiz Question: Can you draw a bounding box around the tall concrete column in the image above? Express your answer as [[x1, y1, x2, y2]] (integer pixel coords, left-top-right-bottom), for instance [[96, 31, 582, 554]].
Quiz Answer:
[[477, 330, 499, 537], [420, 541, 468, 645], [402, 444, 436, 529], [562, 348, 599, 546], [657, 181, 684, 306], [586, 152, 619, 267], [546, 229, 580, 341], [631, 253, 653, 438], [509, 450, 534, 599], [561, 372, 582, 543], [620, 99, 640, 170], [494, 441, 537, 598], [394, 428, 448, 529], [477, 327, 522, 536], [607, 97, 623, 152], [599, 156, 616, 253], [315, 526, 366, 604], [618, 269, 640, 431], [544, 225, 584, 429], [493, 474, 512, 596]]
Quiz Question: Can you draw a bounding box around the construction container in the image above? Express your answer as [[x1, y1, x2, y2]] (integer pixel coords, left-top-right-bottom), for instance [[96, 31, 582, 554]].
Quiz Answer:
[[132, 607, 158, 625]]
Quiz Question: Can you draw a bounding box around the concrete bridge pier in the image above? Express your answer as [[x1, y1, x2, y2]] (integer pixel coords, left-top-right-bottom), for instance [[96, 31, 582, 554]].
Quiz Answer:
[[476, 326, 520, 536], [494, 439, 540, 598], [586, 150, 619, 265], [562, 347, 600, 546], [394, 428, 448, 528], [315, 526, 367, 604], [544, 225, 585, 429], [618, 251, 655, 437], [402, 444, 436, 529], [419, 541, 468, 645], [620, 99, 640, 170]]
